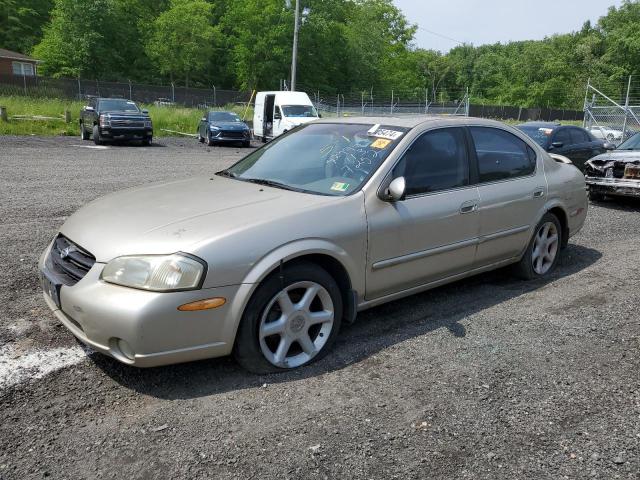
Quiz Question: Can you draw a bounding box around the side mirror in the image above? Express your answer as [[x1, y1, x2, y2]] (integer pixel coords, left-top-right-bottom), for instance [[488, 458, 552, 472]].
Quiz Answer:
[[141, 109, 149, 114], [379, 176, 406, 202], [551, 141, 563, 149], [274, 111, 282, 120], [604, 142, 616, 150], [84, 106, 94, 112], [201, 117, 207, 122]]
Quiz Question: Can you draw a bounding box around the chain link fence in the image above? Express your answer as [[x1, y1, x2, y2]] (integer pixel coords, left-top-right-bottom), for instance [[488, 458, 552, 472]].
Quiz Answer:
[[0, 74, 585, 123], [583, 77, 640, 146], [0, 74, 251, 108]]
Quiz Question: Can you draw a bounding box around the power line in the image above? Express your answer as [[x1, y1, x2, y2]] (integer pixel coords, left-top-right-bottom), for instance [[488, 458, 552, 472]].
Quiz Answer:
[[416, 27, 465, 46]]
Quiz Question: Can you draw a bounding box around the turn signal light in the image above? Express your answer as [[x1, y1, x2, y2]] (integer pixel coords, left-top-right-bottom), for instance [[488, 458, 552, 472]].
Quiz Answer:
[[178, 297, 226, 311]]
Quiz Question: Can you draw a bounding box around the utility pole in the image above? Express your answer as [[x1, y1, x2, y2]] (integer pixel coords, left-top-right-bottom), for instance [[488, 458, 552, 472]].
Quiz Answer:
[[291, 0, 300, 91]]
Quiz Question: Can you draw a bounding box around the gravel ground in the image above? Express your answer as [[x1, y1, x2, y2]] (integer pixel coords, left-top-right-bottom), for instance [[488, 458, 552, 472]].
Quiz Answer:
[[0, 135, 638, 479]]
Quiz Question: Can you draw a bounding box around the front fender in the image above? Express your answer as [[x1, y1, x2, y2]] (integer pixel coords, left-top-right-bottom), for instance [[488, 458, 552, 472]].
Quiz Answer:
[[241, 237, 362, 292]]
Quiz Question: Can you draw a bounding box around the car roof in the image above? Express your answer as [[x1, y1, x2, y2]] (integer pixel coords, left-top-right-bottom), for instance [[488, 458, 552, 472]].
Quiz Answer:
[[517, 122, 561, 129], [97, 97, 132, 101], [314, 115, 508, 129], [208, 110, 237, 114]]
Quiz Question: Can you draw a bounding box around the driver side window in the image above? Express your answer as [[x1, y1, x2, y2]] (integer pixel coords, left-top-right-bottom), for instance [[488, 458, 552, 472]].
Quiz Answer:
[[392, 128, 470, 196]]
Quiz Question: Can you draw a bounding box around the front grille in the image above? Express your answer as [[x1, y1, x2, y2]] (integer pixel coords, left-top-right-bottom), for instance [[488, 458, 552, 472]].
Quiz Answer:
[[219, 130, 246, 139], [111, 119, 145, 128], [47, 235, 96, 286]]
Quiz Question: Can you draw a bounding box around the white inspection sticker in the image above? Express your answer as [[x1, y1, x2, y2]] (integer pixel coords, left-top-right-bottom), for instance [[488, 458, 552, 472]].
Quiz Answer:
[[367, 124, 403, 141]]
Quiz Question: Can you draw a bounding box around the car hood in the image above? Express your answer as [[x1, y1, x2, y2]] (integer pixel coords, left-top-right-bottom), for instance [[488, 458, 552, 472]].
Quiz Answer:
[[59, 176, 334, 262], [211, 121, 248, 130], [587, 150, 640, 164], [284, 117, 317, 126], [104, 111, 148, 117]]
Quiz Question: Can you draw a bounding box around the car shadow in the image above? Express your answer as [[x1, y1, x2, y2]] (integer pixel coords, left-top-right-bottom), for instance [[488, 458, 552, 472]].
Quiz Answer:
[[590, 196, 640, 211], [92, 243, 602, 399]]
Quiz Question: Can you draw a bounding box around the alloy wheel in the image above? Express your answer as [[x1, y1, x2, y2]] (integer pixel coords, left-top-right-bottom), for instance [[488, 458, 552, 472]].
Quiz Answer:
[[531, 222, 559, 275], [258, 281, 334, 368]]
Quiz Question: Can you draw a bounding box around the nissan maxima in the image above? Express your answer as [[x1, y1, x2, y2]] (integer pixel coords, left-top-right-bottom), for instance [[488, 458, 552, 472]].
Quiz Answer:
[[39, 117, 588, 373]]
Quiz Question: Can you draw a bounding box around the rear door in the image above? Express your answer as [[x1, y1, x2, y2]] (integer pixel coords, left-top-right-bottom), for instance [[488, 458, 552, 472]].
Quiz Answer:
[[470, 126, 546, 266], [568, 127, 593, 170], [549, 127, 577, 161], [365, 127, 481, 299]]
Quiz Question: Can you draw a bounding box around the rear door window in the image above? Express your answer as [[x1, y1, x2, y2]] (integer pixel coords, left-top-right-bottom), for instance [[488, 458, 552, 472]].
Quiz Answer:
[[470, 127, 536, 182], [392, 127, 470, 196], [553, 128, 573, 146], [570, 128, 589, 144]]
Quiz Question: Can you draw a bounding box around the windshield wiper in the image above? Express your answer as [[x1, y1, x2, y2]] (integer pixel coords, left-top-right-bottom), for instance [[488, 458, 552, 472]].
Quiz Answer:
[[241, 178, 300, 191]]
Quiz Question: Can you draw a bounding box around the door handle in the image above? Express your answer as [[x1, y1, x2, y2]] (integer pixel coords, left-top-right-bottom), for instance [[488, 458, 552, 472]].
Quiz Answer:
[[459, 202, 478, 214], [533, 188, 545, 198]]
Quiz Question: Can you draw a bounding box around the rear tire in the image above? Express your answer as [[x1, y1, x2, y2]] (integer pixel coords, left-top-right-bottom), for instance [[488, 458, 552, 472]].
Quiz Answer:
[[234, 262, 343, 374], [92, 125, 102, 145], [513, 213, 562, 280], [80, 122, 89, 140]]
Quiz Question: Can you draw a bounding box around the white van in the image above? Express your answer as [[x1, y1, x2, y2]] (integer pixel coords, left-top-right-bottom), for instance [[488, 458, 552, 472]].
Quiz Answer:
[[253, 91, 319, 142]]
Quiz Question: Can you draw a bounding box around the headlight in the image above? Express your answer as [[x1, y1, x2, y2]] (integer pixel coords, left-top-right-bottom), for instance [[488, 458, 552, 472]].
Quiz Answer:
[[210, 125, 220, 131], [101, 254, 205, 291], [99, 114, 110, 127], [144, 120, 152, 128]]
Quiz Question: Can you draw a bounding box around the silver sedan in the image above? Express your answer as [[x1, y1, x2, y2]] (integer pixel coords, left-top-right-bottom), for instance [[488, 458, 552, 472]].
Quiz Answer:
[[39, 117, 588, 372]]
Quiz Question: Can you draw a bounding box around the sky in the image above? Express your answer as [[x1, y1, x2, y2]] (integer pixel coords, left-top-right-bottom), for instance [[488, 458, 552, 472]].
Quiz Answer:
[[392, 0, 624, 52]]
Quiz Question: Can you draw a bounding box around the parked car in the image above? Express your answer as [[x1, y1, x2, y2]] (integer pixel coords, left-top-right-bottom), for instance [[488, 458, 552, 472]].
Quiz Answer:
[[197, 110, 251, 147], [589, 125, 624, 142], [585, 132, 640, 201], [253, 91, 319, 142], [80, 98, 153, 145], [40, 117, 587, 373], [517, 122, 611, 171]]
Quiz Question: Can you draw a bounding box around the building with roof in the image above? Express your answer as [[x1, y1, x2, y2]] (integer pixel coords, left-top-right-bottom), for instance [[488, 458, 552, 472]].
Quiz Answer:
[[0, 48, 41, 77]]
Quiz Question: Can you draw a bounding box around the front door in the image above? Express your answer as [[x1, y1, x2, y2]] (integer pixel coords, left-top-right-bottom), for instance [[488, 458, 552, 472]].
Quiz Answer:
[[366, 127, 481, 300], [468, 126, 547, 266]]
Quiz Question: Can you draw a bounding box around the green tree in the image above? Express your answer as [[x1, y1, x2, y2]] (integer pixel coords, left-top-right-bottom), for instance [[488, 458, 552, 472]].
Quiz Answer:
[[0, 0, 53, 54], [146, 0, 221, 87], [32, 0, 123, 78]]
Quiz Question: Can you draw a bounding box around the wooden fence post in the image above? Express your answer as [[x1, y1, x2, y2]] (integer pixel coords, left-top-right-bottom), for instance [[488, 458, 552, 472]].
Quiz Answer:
[[64, 109, 71, 123], [0, 106, 7, 122]]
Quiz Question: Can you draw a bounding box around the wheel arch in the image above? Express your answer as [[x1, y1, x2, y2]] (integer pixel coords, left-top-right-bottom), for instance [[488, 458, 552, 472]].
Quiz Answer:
[[227, 240, 361, 343], [547, 205, 569, 248]]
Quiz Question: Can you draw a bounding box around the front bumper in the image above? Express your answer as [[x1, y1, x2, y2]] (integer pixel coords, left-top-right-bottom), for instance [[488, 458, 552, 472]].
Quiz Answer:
[[100, 127, 153, 140], [210, 130, 250, 142], [585, 176, 640, 198], [39, 248, 250, 367]]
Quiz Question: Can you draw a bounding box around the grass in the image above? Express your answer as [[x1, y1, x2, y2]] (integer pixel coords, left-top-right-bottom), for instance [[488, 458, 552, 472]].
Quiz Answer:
[[0, 96, 254, 137]]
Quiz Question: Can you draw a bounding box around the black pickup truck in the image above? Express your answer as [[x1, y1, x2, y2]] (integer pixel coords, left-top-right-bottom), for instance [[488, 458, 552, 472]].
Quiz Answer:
[[79, 97, 153, 145]]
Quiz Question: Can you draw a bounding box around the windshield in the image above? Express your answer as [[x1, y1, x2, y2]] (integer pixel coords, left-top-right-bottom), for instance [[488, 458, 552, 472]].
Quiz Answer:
[[281, 105, 318, 118], [218, 123, 408, 196], [209, 111, 241, 122], [517, 125, 552, 147], [617, 132, 640, 150], [98, 99, 140, 112]]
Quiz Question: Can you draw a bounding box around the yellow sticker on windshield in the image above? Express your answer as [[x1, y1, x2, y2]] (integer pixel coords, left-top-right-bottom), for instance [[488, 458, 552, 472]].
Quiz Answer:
[[331, 182, 350, 192], [371, 138, 392, 149]]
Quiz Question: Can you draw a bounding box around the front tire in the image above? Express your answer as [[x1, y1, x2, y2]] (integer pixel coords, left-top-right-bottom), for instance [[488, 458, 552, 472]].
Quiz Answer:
[[142, 137, 152, 146], [588, 188, 605, 202], [514, 213, 562, 280], [92, 125, 102, 145], [207, 133, 215, 147], [235, 262, 343, 374]]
